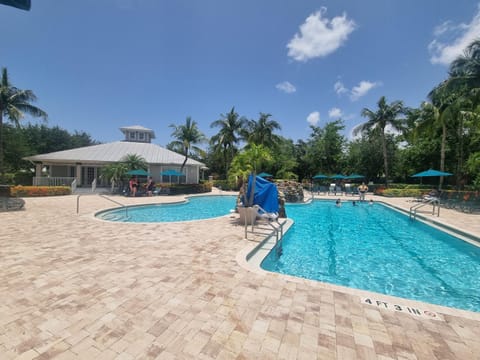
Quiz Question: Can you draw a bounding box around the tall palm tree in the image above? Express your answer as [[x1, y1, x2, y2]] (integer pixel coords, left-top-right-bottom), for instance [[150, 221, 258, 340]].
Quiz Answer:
[[243, 113, 281, 148], [210, 107, 246, 177], [354, 96, 405, 186], [426, 83, 462, 187], [121, 153, 148, 171], [169, 116, 206, 171], [449, 39, 480, 89], [0, 67, 47, 179]]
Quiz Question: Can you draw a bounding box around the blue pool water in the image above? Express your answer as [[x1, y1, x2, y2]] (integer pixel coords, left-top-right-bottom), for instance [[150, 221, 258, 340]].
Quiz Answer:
[[97, 195, 237, 222], [261, 200, 480, 312]]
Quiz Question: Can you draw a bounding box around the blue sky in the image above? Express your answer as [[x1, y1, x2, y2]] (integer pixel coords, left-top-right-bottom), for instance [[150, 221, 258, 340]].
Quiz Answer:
[[1, 0, 479, 146]]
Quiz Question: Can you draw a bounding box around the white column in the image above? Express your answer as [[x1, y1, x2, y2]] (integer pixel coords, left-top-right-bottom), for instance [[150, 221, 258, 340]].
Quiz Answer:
[[35, 163, 42, 177], [76, 164, 82, 186]]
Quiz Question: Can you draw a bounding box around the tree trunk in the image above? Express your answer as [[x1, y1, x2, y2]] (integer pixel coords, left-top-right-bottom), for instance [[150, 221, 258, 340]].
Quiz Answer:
[[381, 130, 389, 187], [439, 123, 446, 189]]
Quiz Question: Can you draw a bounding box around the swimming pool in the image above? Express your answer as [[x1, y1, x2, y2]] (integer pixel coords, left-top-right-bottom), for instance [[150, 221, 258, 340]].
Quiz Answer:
[[261, 200, 480, 312], [96, 195, 237, 222]]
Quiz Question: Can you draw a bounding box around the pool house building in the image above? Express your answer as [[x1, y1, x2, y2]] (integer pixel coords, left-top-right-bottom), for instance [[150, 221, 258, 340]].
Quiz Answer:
[[24, 125, 206, 189]]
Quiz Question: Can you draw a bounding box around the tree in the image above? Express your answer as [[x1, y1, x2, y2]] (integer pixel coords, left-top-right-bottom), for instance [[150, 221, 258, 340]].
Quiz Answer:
[[100, 162, 128, 191], [210, 107, 246, 178], [449, 39, 480, 89], [121, 153, 148, 171], [228, 144, 272, 184], [169, 117, 206, 171], [354, 96, 405, 186], [243, 113, 281, 148], [0, 67, 47, 179], [304, 120, 346, 176]]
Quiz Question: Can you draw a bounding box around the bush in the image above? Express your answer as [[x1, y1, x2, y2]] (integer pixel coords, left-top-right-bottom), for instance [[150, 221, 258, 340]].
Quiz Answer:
[[10, 186, 71, 197], [166, 183, 212, 195], [212, 179, 240, 191], [375, 187, 423, 197]]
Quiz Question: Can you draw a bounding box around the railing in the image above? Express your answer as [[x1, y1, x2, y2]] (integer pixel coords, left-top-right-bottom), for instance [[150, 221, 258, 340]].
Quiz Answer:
[[249, 205, 286, 255], [76, 194, 128, 218], [409, 198, 440, 219], [33, 176, 75, 186], [71, 178, 77, 193]]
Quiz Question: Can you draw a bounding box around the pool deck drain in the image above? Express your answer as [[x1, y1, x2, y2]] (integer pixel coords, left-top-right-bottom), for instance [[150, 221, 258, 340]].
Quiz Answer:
[[1, 191, 480, 359]]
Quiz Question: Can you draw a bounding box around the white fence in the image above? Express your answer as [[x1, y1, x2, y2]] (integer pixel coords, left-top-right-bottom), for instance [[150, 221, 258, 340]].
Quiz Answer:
[[33, 177, 76, 187]]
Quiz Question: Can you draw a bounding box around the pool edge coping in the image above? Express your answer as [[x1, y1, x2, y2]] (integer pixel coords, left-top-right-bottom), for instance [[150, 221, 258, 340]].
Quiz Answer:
[[236, 201, 480, 322]]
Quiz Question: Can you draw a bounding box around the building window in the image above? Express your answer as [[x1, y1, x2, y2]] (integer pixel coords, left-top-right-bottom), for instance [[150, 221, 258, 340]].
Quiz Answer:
[[139, 132, 144, 140], [130, 132, 135, 139]]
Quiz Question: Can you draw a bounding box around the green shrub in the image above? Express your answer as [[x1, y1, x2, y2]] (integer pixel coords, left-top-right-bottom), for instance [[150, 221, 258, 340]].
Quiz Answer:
[[166, 183, 212, 195], [375, 187, 423, 197], [212, 179, 240, 191]]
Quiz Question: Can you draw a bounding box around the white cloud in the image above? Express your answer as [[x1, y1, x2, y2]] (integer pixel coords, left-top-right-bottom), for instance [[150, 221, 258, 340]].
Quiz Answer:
[[334, 81, 348, 95], [350, 80, 379, 101], [307, 111, 320, 126], [276, 81, 297, 93], [287, 7, 356, 62], [334, 80, 379, 101], [429, 5, 480, 65], [328, 107, 343, 118]]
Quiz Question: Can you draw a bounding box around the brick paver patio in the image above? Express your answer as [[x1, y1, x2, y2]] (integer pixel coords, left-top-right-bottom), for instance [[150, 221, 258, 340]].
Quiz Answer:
[[1, 192, 480, 359]]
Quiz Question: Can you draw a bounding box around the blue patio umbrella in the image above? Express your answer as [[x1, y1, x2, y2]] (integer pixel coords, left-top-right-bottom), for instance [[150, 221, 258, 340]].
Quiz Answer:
[[312, 174, 328, 180], [127, 169, 150, 176], [345, 174, 365, 181], [160, 169, 184, 183], [411, 169, 452, 189], [330, 174, 346, 180], [411, 169, 453, 177]]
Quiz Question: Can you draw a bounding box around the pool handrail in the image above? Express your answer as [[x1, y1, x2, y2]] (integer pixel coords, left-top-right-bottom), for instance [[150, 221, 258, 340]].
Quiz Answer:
[[409, 197, 440, 219], [77, 194, 128, 219]]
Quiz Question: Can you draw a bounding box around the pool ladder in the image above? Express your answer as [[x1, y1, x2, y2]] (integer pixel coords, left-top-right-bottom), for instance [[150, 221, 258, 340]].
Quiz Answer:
[[245, 205, 286, 255], [409, 198, 440, 219]]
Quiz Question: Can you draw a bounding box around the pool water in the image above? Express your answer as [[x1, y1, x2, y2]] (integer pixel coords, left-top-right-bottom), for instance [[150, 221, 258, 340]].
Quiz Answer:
[[261, 200, 480, 312], [97, 195, 237, 222]]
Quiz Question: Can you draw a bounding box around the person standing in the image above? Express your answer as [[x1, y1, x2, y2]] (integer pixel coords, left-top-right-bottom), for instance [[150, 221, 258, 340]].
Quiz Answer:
[[129, 176, 138, 197], [358, 182, 368, 201]]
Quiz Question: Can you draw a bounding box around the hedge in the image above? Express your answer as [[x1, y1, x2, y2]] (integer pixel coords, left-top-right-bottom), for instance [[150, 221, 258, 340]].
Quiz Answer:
[[10, 186, 71, 197]]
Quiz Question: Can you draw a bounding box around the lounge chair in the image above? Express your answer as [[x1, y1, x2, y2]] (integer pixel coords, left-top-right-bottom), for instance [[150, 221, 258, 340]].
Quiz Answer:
[[328, 184, 336, 195], [253, 204, 279, 221], [344, 184, 352, 196]]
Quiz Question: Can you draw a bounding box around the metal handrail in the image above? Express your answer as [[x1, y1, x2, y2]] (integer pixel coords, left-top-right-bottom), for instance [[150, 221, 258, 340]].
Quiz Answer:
[[409, 198, 440, 219], [77, 194, 128, 218]]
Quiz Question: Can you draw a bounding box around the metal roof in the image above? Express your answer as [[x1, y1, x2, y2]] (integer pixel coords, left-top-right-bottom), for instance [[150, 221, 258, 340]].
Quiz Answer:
[[24, 141, 204, 166]]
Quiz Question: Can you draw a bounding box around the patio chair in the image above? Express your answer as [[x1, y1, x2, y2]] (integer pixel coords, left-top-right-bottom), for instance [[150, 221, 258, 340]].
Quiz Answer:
[[328, 184, 336, 195]]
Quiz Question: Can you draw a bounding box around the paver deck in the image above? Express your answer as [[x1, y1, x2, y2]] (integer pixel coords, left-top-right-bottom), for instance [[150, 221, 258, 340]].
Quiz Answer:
[[1, 191, 480, 359]]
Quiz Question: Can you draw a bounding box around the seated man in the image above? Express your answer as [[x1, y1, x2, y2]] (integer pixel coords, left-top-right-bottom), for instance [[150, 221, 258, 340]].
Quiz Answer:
[[423, 188, 440, 201]]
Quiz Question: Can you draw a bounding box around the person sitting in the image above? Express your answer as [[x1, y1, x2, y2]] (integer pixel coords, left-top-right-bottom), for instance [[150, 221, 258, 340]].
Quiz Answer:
[[423, 188, 439, 201], [146, 176, 155, 196]]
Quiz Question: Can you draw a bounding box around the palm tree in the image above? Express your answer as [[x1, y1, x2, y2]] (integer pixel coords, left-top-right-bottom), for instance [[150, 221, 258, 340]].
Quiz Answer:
[[354, 96, 405, 186], [0, 67, 47, 179], [243, 113, 281, 148], [449, 39, 480, 89], [228, 144, 272, 183], [121, 153, 148, 171], [100, 162, 128, 191], [210, 107, 246, 177], [169, 116, 206, 171]]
